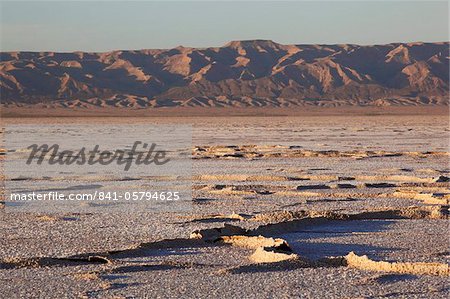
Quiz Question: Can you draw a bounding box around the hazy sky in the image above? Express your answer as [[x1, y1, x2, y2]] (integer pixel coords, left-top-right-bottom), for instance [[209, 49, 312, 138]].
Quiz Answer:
[[1, 1, 448, 52]]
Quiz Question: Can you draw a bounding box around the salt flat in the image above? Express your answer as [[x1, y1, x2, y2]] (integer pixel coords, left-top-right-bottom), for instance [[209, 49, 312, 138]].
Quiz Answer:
[[0, 114, 449, 298]]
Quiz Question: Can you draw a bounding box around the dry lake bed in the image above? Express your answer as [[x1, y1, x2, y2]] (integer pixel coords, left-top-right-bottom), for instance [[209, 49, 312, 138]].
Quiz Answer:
[[1, 114, 449, 298]]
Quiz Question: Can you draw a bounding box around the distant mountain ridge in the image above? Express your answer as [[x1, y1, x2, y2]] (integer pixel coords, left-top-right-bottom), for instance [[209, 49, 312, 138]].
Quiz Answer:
[[1, 40, 449, 108]]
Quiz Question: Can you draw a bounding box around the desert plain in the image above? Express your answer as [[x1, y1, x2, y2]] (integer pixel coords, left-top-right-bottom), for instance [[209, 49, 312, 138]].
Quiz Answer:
[[0, 109, 449, 298]]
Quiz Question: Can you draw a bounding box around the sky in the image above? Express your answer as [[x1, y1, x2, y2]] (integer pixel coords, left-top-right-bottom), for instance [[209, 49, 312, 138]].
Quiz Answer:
[[1, 1, 448, 52]]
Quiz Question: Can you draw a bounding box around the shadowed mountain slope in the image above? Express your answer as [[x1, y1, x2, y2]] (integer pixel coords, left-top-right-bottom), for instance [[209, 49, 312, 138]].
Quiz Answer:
[[1, 40, 449, 108]]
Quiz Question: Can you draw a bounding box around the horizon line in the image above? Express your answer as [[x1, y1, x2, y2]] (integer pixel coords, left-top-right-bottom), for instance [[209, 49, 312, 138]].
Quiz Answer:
[[2, 39, 450, 54]]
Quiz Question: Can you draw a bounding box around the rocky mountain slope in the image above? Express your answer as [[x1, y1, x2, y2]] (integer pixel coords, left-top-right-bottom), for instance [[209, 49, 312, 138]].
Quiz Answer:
[[1, 40, 448, 108]]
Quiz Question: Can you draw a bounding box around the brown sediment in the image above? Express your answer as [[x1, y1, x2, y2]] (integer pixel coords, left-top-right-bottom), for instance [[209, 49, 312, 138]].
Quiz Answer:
[[217, 235, 289, 249], [0, 255, 111, 269], [249, 246, 298, 263], [192, 145, 449, 160], [183, 213, 251, 223], [217, 235, 298, 263], [190, 224, 247, 241], [344, 252, 449, 276]]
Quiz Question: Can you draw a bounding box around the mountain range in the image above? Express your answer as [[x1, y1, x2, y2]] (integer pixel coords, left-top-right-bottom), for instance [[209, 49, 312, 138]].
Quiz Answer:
[[1, 40, 449, 108]]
